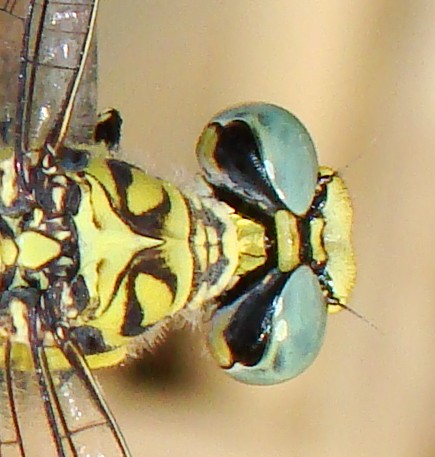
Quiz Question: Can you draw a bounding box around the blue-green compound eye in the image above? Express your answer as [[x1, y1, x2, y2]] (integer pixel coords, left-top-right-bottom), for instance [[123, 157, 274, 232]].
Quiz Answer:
[[196, 102, 319, 216], [198, 103, 355, 385], [208, 266, 327, 385]]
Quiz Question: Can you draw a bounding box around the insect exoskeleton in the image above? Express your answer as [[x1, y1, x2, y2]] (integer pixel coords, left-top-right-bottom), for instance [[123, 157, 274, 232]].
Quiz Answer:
[[196, 103, 356, 385]]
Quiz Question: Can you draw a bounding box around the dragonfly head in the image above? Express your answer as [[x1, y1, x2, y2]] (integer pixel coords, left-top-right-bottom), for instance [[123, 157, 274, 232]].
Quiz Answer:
[[197, 103, 356, 385]]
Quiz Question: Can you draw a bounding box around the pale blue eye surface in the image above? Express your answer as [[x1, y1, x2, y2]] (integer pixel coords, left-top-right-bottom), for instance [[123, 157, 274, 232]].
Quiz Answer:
[[226, 265, 327, 385], [211, 103, 319, 215]]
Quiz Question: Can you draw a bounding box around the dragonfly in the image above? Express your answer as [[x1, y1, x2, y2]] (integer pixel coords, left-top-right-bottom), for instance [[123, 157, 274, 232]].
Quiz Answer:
[[0, 1, 356, 456]]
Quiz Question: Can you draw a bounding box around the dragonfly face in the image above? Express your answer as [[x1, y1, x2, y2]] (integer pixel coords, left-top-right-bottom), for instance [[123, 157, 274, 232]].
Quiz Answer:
[[0, 1, 356, 456]]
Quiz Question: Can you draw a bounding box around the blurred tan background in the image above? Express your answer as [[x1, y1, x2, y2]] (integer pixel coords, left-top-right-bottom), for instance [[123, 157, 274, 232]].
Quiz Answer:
[[95, 1, 435, 457]]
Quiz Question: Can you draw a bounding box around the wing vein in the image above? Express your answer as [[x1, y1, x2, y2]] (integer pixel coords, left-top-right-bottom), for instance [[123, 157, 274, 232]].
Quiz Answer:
[[39, 344, 80, 457], [0, 0, 25, 19], [4, 338, 26, 456], [46, 0, 99, 152], [21, 57, 79, 71], [59, 334, 132, 457], [22, 0, 49, 151], [27, 305, 68, 457]]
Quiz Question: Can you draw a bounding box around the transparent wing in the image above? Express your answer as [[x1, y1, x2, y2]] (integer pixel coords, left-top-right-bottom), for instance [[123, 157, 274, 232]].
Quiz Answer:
[[0, 1, 24, 146], [0, 2, 130, 455], [0, 0, 98, 155], [0, 328, 131, 457]]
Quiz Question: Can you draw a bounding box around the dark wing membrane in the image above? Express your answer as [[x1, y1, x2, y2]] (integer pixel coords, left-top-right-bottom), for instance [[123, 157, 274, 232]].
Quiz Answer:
[[0, 0, 98, 154], [0, 335, 131, 456]]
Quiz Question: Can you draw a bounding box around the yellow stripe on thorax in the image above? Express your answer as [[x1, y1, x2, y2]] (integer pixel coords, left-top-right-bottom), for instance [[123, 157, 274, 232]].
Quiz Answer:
[[72, 172, 163, 318], [71, 158, 195, 348]]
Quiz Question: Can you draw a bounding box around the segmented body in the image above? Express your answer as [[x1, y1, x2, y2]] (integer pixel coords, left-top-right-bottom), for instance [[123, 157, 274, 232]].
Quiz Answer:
[[0, 1, 356, 456]]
